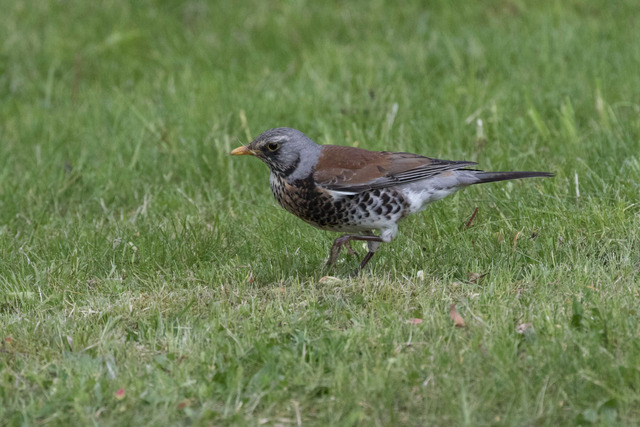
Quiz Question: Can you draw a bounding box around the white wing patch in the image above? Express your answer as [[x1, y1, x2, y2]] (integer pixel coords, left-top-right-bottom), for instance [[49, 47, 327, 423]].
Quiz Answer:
[[326, 189, 358, 198]]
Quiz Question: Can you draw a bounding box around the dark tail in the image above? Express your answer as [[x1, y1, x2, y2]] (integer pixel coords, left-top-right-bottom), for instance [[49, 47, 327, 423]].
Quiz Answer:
[[471, 171, 554, 184]]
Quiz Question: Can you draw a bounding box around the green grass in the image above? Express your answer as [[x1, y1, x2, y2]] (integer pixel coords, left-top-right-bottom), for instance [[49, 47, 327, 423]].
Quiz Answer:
[[1, 0, 640, 425]]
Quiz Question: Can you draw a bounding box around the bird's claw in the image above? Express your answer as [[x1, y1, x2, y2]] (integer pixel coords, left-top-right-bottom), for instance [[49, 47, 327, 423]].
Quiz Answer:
[[327, 235, 351, 266]]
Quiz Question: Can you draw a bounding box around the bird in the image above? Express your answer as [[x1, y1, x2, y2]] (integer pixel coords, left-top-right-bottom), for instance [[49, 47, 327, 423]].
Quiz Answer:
[[231, 127, 552, 274]]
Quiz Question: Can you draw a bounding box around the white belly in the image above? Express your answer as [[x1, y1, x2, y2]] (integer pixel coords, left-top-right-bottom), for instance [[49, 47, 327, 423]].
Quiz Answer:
[[400, 181, 461, 214]]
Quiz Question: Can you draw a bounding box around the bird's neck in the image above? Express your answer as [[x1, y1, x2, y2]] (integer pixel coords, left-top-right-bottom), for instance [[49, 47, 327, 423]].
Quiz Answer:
[[279, 143, 322, 183]]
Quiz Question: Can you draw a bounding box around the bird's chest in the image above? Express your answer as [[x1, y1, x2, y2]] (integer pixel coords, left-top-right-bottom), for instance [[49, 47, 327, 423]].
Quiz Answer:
[[268, 173, 410, 232], [269, 173, 342, 229]]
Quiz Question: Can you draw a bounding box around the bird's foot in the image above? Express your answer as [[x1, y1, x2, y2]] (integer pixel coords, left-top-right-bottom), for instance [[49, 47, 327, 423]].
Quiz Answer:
[[344, 241, 357, 256], [327, 235, 383, 274], [327, 235, 352, 266]]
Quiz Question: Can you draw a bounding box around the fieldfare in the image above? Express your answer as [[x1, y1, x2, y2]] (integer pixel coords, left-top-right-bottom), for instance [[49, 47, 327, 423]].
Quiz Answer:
[[231, 127, 552, 274]]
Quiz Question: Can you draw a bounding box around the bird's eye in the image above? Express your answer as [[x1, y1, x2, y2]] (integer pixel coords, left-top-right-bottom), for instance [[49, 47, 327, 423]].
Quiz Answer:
[[267, 142, 279, 151]]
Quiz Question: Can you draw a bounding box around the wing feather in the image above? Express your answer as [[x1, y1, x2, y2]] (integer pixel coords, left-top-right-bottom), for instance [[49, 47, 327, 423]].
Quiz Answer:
[[313, 145, 476, 193]]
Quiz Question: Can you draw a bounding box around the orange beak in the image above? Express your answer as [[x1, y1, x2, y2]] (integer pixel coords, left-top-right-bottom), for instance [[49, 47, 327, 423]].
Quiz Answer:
[[230, 146, 257, 156]]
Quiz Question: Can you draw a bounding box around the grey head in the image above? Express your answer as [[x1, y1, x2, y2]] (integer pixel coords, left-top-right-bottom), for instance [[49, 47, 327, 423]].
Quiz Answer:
[[235, 127, 322, 180]]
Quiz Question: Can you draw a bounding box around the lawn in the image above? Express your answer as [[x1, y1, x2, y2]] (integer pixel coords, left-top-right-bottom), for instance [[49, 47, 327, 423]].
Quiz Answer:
[[1, 0, 640, 425]]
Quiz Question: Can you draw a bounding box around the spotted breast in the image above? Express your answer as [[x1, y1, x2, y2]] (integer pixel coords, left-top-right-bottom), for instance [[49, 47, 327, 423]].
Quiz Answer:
[[269, 172, 410, 233]]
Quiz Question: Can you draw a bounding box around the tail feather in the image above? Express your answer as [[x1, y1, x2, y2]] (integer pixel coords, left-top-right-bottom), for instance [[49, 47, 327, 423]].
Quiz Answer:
[[471, 171, 554, 184]]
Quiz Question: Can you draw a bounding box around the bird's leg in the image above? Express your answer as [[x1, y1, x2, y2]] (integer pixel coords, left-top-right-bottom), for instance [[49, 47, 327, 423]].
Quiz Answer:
[[327, 235, 384, 270], [352, 251, 376, 276]]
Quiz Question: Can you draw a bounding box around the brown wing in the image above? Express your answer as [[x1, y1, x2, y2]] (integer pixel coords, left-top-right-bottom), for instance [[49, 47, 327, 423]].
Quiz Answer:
[[313, 145, 477, 193]]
